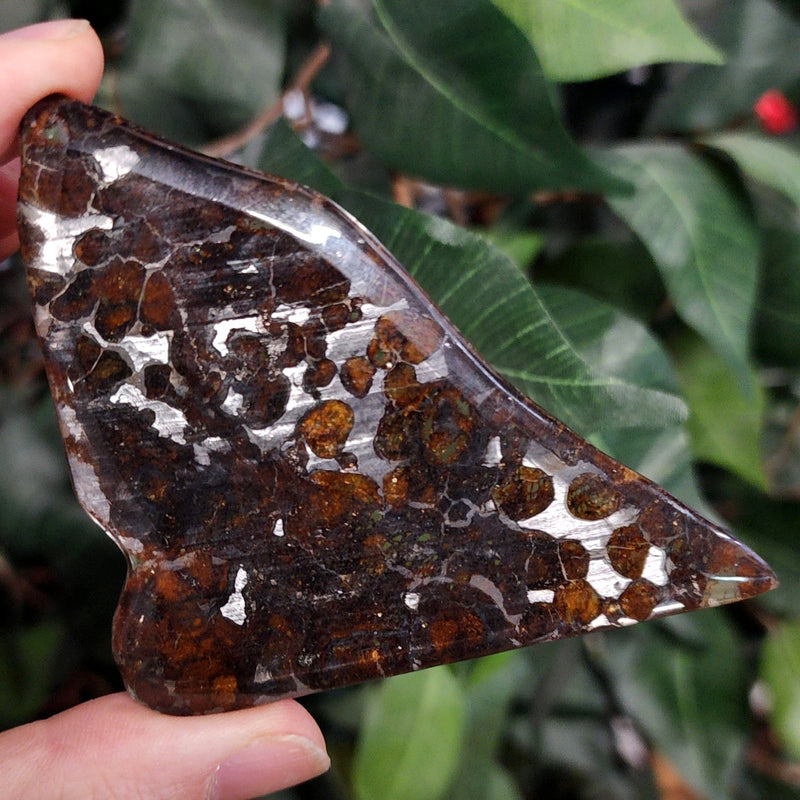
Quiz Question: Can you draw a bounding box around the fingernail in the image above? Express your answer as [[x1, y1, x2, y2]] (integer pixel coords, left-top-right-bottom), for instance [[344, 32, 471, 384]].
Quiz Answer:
[[210, 734, 330, 800], [1, 19, 90, 42]]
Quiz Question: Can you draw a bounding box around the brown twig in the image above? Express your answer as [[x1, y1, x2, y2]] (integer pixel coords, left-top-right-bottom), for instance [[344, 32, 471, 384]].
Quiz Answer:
[[749, 738, 800, 788], [0, 552, 51, 612], [443, 189, 471, 227], [391, 175, 416, 209], [202, 43, 332, 159], [529, 189, 595, 205], [650, 752, 703, 800]]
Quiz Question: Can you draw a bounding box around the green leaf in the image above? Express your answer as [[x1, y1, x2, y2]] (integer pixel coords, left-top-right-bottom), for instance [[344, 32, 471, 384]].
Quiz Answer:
[[344, 193, 686, 435], [646, 0, 800, 134], [538, 237, 666, 322], [0, 620, 64, 729], [490, 0, 722, 83], [672, 332, 766, 490], [538, 716, 659, 799], [536, 284, 677, 396], [702, 132, 800, 207], [114, 0, 287, 144], [735, 766, 800, 800], [534, 284, 708, 510], [0, 393, 99, 559], [353, 667, 467, 800], [484, 229, 545, 270], [483, 766, 524, 800], [448, 652, 528, 800], [0, 395, 68, 520], [529, 642, 660, 799], [761, 621, 800, 760], [776, 0, 800, 18], [318, 0, 627, 194], [600, 615, 750, 800], [253, 121, 687, 436], [600, 143, 760, 383], [756, 227, 800, 365], [0, 2, 49, 33]]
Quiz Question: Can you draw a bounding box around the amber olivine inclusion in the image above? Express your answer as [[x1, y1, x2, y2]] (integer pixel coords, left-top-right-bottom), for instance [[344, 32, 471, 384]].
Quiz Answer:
[[17, 95, 777, 715]]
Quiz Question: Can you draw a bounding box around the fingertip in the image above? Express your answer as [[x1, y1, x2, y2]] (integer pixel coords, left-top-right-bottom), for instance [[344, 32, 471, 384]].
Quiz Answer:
[[0, 19, 105, 162], [210, 731, 331, 800], [251, 696, 329, 756], [1, 19, 92, 42], [69, 22, 105, 104]]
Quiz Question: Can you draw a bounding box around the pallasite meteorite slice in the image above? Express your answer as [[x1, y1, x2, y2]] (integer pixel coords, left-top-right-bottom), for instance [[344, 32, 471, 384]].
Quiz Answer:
[[17, 95, 777, 715]]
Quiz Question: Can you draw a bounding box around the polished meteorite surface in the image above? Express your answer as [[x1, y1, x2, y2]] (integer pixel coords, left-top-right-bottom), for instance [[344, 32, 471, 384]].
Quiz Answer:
[[17, 95, 777, 714]]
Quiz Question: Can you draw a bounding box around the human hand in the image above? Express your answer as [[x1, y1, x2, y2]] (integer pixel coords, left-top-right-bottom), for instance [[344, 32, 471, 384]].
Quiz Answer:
[[0, 20, 330, 799], [0, 19, 105, 258]]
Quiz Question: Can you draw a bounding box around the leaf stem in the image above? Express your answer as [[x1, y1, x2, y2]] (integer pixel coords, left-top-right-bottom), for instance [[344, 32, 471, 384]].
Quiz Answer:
[[202, 42, 331, 158]]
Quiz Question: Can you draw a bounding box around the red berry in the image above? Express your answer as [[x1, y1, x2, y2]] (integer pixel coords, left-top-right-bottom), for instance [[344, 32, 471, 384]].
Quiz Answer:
[[754, 90, 798, 135]]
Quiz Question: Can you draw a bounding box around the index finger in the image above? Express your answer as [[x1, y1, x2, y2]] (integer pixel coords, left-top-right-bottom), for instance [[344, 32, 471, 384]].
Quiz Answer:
[[0, 19, 104, 163]]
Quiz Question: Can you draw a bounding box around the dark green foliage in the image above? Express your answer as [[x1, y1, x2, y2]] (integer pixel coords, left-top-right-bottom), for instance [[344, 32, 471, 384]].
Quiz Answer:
[[1, 1, 799, 798]]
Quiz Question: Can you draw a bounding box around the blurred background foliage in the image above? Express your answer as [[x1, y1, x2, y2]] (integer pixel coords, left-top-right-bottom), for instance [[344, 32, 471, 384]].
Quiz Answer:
[[1, 0, 799, 798]]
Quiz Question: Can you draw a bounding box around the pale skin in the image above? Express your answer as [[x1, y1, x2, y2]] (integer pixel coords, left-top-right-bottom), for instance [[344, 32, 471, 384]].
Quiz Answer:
[[0, 20, 330, 800]]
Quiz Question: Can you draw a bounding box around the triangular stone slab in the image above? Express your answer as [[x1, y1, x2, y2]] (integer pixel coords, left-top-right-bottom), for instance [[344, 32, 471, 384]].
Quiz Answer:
[[17, 95, 776, 714]]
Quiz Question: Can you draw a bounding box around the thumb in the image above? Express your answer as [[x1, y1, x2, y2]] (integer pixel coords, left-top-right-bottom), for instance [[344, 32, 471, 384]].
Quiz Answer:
[[0, 692, 330, 800]]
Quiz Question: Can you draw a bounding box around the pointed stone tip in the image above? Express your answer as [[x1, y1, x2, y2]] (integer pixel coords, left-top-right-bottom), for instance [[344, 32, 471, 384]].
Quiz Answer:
[[700, 534, 778, 607], [635, 498, 777, 613]]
